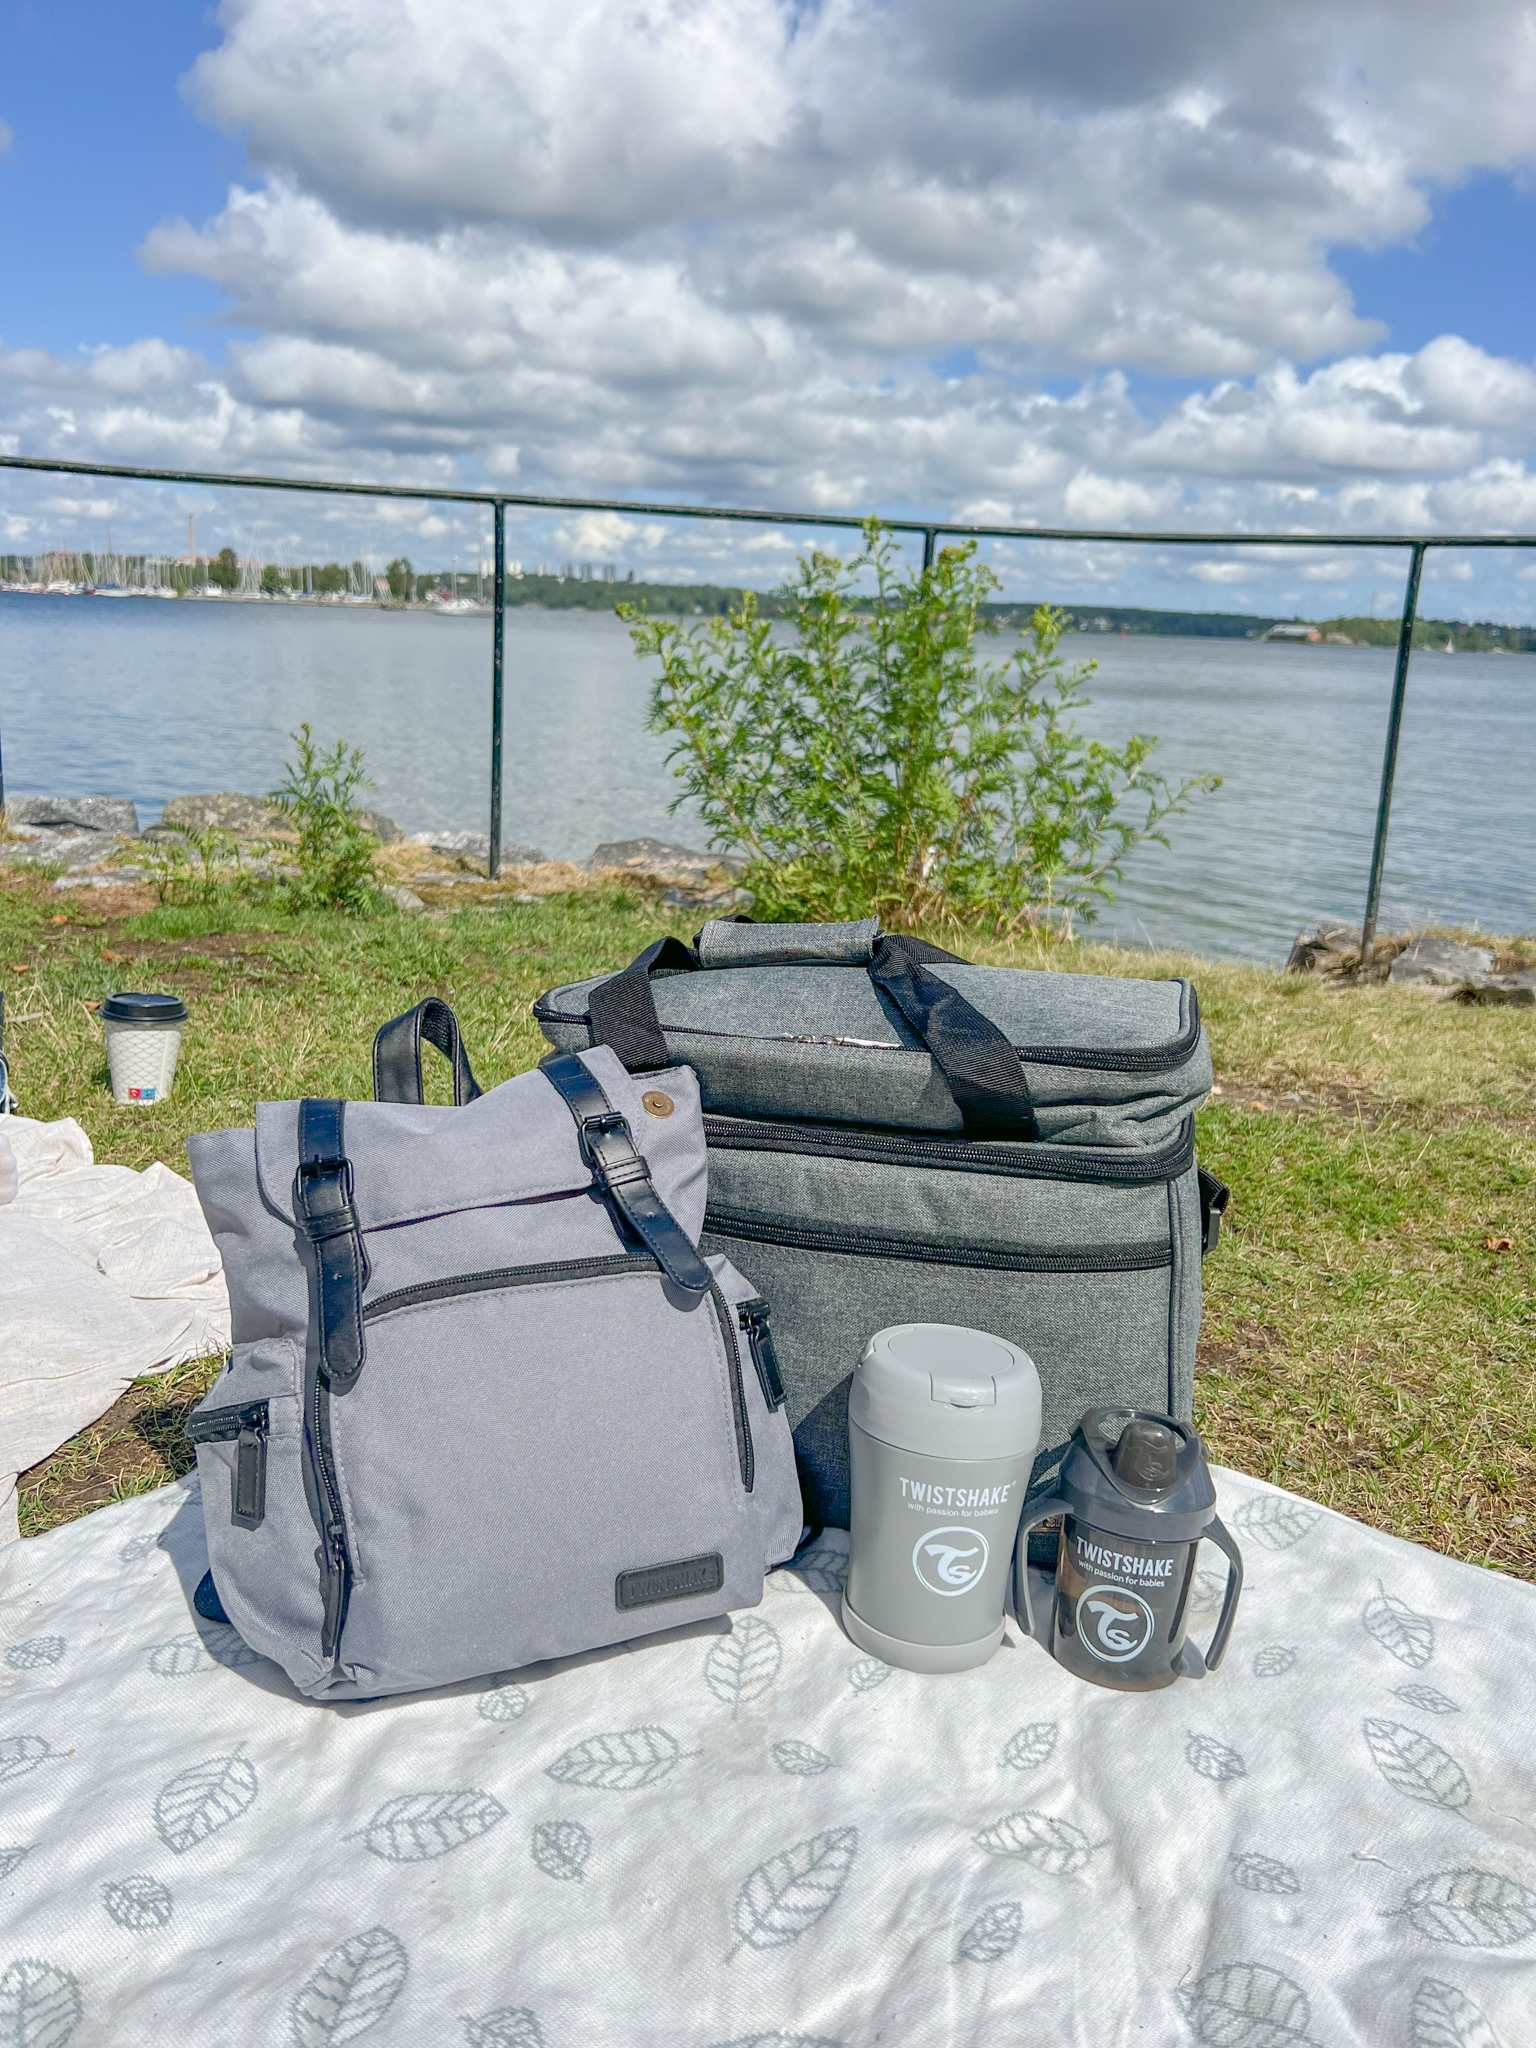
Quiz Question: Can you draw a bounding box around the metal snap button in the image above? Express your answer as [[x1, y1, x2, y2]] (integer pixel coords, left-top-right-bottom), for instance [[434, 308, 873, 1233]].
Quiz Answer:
[[641, 1090, 676, 1118]]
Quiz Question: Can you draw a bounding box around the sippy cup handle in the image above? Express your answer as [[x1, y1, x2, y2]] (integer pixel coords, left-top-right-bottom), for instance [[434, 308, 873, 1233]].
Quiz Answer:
[[1011, 1496, 1069, 1641], [1194, 1514, 1244, 1672]]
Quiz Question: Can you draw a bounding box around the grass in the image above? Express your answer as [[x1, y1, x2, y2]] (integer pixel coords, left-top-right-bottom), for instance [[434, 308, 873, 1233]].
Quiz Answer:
[[4, 865, 1532, 1578]]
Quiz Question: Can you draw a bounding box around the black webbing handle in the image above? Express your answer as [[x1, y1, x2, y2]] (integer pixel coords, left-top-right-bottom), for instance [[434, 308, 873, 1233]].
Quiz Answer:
[[581, 926, 1037, 1139], [293, 1098, 369, 1394], [372, 998, 483, 1106]]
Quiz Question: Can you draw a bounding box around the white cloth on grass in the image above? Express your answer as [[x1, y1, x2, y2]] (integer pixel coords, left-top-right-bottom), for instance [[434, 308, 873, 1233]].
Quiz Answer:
[[0, 1117, 230, 1542], [0, 1464, 1531, 2046]]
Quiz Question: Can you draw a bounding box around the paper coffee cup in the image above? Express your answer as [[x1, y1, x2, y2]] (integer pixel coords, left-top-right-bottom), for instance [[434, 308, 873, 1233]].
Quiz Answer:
[[101, 992, 188, 1105]]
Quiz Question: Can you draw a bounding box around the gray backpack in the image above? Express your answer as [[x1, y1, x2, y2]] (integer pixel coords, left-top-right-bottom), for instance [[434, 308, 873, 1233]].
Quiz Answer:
[[535, 920, 1224, 1537], [184, 1002, 801, 1701]]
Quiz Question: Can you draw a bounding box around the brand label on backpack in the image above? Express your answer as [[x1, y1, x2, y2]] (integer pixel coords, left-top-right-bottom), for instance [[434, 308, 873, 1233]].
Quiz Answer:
[[616, 1552, 725, 1610]]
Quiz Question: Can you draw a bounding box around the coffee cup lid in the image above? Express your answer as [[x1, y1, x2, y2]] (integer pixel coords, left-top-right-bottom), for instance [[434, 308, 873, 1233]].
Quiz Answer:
[[100, 991, 189, 1025]]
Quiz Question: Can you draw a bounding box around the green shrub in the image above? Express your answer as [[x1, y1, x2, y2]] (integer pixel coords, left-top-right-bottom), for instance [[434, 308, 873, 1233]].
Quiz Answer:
[[267, 725, 380, 913], [623, 522, 1218, 934]]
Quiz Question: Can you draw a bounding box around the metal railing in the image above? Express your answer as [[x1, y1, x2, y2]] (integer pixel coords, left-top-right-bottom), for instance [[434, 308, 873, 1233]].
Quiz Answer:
[[3, 451, 1532, 960]]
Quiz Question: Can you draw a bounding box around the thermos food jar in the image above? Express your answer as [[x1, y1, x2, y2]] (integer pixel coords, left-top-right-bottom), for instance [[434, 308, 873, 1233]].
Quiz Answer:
[[1015, 1408, 1243, 1691], [843, 1324, 1042, 1674]]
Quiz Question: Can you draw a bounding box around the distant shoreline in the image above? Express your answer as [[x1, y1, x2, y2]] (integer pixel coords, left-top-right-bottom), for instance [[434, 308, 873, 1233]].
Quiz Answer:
[[2, 582, 1531, 652]]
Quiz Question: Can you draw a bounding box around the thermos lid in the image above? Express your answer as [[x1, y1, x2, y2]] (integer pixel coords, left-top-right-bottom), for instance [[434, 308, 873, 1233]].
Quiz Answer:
[[851, 1324, 1042, 1462], [1056, 1407, 1218, 1544]]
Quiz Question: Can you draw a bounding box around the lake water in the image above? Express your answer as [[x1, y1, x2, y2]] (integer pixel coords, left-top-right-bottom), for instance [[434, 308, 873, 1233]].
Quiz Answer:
[[1, 593, 1529, 963]]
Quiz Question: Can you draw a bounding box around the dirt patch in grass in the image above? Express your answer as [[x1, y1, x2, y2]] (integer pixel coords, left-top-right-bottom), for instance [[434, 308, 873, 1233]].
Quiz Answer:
[[18, 1354, 225, 1537]]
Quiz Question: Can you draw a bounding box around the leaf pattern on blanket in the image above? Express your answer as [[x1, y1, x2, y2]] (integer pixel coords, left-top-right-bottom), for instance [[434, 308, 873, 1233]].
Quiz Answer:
[[1185, 1732, 1247, 1783], [1394, 1870, 1536, 1948], [290, 1928, 407, 2047], [785, 1549, 848, 1600], [973, 1810, 1102, 1876], [0, 1958, 82, 2048], [361, 1792, 507, 1863], [772, 1741, 833, 1778], [1175, 1962, 1320, 2046], [147, 1635, 212, 1679], [1251, 1645, 1297, 1679], [1363, 1582, 1435, 1668], [462, 2009, 543, 2048], [153, 1753, 258, 1853], [1231, 1495, 1322, 1552], [954, 1901, 1022, 1963], [705, 1617, 782, 1717], [0, 1739, 55, 1786], [1189, 1569, 1229, 1619], [848, 1659, 891, 1694], [1362, 1721, 1471, 1812], [1394, 1684, 1461, 1716], [1409, 1977, 1502, 2048], [118, 1532, 161, 1564], [196, 1623, 264, 1671], [101, 1876, 173, 1932], [1000, 1723, 1058, 1772], [545, 1728, 687, 1791], [730, 1826, 858, 1954], [0, 1850, 34, 1883], [4, 1640, 64, 1673], [477, 1685, 530, 1725], [711, 2036, 843, 2048], [1229, 1853, 1302, 1896], [531, 1821, 590, 1883]]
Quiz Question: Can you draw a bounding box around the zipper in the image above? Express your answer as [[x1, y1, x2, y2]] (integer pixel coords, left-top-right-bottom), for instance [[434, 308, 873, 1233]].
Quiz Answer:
[[187, 1399, 269, 1531], [702, 1211, 1172, 1273], [702, 1113, 1195, 1186], [708, 1284, 755, 1491], [359, 1250, 758, 1495], [310, 1371, 351, 1664], [737, 1297, 786, 1411], [533, 981, 1201, 1076], [362, 1251, 659, 1324]]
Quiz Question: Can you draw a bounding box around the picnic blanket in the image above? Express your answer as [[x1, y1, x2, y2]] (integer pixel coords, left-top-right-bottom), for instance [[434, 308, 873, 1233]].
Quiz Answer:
[[2, 1464, 1533, 2047], [0, 1117, 230, 1541]]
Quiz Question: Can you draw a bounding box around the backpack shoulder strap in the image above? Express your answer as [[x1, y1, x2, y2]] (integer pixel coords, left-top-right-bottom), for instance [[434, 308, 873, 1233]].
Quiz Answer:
[[539, 1052, 711, 1297], [293, 1098, 369, 1393]]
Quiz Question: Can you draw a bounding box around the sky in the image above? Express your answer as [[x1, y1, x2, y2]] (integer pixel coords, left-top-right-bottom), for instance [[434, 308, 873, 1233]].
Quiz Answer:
[[5, 0, 1536, 615]]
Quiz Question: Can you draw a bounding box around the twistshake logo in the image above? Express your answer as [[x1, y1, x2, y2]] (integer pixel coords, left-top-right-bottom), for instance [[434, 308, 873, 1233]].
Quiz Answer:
[[1075, 1583, 1156, 1663], [912, 1526, 989, 1597]]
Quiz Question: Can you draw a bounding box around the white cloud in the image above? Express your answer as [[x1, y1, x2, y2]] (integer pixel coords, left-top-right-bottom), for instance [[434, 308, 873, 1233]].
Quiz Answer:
[[7, 0, 1536, 599]]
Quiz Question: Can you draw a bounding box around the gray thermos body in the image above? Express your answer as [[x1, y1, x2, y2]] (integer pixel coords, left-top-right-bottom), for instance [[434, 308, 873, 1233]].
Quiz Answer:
[[842, 1325, 1042, 1674]]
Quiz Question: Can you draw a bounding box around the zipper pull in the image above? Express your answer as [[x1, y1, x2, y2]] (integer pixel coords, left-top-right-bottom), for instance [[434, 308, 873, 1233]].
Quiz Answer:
[[738, 1298, 786, 1411], [232, 1419, 268, 1531]]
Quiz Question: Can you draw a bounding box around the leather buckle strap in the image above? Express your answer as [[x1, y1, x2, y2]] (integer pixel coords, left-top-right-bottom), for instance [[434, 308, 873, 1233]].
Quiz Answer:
[[294, 1101, 369, 1394], [539, 1052, 711, 1297]]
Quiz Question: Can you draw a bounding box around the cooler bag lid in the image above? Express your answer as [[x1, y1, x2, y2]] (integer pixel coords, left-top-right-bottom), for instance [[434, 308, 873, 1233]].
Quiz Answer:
[[534, 919, 1211, 1147]]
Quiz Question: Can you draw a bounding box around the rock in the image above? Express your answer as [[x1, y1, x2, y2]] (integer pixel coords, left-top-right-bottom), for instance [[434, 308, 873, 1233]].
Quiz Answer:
[[158, 791, 401, 843], [6, 794, 140, 836], [53, 868, 155, 890], [412, 872, 464, 886], [659, 885, 755, 912], [588, 837, 747, 888], [160, 791, 286, 838], [1454, 981, 1535, 1008], [1389, 935, 1496, 986], [1286, 922, 1362, 975], [405, 831, 545, 865], [0, 829, 134, 872], [388, 885, 426, 912]]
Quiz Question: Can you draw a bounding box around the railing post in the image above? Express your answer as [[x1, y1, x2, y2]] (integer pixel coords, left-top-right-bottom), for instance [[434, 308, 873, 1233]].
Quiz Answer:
[[922, 528, 937, 574], [489, 501, 505, 880], [1361, 541, 1426, 965]]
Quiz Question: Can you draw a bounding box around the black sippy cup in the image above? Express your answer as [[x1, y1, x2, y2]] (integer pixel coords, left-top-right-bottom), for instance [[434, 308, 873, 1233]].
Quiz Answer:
[[1013, 1408, 1243, 1691]]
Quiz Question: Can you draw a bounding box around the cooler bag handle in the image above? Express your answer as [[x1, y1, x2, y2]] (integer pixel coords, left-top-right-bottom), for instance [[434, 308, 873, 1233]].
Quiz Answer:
[[585, 924, 1038, 1140], [372, 998, 483, 1106]]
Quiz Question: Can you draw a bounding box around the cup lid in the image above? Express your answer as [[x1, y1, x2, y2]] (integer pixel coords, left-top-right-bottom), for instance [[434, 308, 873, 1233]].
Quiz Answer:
[[100, 991, 188, 1025], [852, 1323, 1042, 1461]]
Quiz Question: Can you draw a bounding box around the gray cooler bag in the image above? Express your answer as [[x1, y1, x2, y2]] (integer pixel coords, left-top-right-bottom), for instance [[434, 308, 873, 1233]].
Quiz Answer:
[[184, 1003, 801, 1700], [535, 920, 1226, 1534]]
